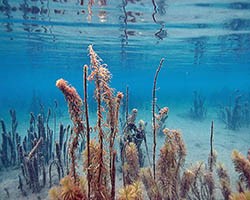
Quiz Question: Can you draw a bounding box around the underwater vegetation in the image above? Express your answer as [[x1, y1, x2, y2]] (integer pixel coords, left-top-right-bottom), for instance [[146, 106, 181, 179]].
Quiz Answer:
[[1, 45, 250, 200], [218, 91, 250, 130], [189, 91, 207, 121], [49, 46, 250, 200]]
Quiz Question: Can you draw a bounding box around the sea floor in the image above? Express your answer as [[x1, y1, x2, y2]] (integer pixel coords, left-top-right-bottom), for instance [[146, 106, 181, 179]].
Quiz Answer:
[[0, 103, 249, 200]]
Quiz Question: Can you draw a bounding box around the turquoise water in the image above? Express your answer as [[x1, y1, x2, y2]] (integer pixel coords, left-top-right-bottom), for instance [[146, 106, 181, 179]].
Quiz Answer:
[[0, 0, 250, 199], [1, 0, 250, 109]]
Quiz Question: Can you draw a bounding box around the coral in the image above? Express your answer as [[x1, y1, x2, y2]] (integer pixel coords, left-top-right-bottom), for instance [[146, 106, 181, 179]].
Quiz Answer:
[[118, 181, 143, 200], [232, 150, 250, 189]]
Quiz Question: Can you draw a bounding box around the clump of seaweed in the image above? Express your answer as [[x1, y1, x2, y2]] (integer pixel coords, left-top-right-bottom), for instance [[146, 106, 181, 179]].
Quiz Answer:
[[188, 162, 215, 200], [218, 90, 250, 130], [140, 125, 221, 200], [123, 142, 140, 185], [0, 109, 20, 168], [139, 128, 196, 200], [232, 150, 250, 189], [217, 163, 232, 199], [156, 128, 187, 199], [49, 176, 87, 200], [82, 140, 109, 199], [179, 169, 195, 199], [218, 92, 242, 130], [229, 191, 250, 200], [216, 148, 250, 200], [15, 107, 63, 196], [140, 168, 162, 199], [189, 91, 206, 120], [118, 181, 143, 200]]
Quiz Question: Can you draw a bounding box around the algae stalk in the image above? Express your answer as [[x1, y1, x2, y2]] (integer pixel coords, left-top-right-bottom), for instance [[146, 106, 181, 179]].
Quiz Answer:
[[126, 86, 129, 123], [83, 65, 91, 199], [96, 70, 104, 186], [152, 58, 164, 179], [111, 151, 117, 200], [53, 100, 57, 153], [209, 120, 214, 172]]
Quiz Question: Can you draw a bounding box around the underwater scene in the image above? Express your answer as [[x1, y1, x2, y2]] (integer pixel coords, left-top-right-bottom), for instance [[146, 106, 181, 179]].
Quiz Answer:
[[1, 0, 250, 199]]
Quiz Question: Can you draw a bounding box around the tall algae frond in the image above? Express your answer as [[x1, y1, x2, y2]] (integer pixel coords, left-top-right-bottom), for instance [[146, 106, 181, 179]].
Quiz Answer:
[[87, 44, 123, 199], [56, 79, 85, 184], [152, 58, 164, 179], [83, 65, 91, 199]]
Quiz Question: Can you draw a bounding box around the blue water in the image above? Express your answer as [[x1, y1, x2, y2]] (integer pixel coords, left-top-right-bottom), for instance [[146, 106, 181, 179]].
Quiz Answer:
[[1, 0, 250, 110], [0, 0, 250, 199]]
